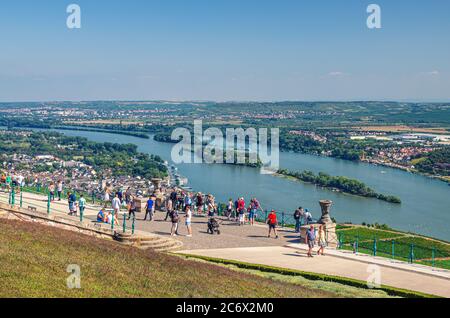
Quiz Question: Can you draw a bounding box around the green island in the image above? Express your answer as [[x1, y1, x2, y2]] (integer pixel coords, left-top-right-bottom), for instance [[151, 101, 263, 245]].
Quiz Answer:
[[277, 169, 402, 204]]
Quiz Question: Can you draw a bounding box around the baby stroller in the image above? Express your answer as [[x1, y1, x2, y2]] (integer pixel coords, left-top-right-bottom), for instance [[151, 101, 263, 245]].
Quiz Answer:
[[207, 218, 221, 235]]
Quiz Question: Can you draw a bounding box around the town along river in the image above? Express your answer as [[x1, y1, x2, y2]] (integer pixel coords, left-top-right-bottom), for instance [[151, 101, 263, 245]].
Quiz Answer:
[[42, 128, 450, 241]]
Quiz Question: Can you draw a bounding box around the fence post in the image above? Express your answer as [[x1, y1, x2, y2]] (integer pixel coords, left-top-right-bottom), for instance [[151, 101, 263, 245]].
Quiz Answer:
[[392, 240, 395, 260], [338, 233, 342, 249], [92, 192, 95, 204], [8, 189, 12, 205], [123, 214, 126, 233], [47, 192, 51, 215], [111, 209, 115, 231], [132, 216, 135, 235], [264, 210, 268, 221], [11, 187, 16, 206], [432, 247, 436, 268], [281, 212, 285, 228], [355, 236, 359, 254], [409, 244, 414, 264], [373, 238, 377, 256], [20, 187, 23, 208]]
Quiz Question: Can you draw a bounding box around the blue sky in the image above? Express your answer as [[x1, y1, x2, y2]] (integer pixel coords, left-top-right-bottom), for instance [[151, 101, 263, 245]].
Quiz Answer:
[[0, 0, 449, 102]]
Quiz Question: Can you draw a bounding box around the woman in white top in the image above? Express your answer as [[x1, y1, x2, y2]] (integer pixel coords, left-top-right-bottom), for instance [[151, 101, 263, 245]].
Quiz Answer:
[[185, 205, 192, 237]]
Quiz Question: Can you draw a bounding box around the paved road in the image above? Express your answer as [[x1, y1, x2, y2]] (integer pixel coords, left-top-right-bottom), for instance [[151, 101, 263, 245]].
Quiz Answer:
[[176, 246, 450, 298]]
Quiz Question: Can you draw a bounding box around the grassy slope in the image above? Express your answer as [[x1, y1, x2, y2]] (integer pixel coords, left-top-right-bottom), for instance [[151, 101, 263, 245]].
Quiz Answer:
[[0, 219, 341, 298]]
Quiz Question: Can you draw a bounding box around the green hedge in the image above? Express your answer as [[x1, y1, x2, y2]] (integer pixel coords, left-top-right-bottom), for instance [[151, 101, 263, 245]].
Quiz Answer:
[[177, 254, 439, 299]]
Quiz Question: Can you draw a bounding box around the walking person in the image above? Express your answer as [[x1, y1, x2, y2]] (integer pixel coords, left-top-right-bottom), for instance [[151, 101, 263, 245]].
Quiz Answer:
[[185, 205, 192, 237], [68, 191, 77, 216], [293, 207, 304, 233], [127, 195, 137, 220], [267, 210, 279, 239], [306, 225, 316, 257], [249, 198, 262, 226], [78, 194, 86, 219], [144, 195, 154, 221], [49, 182, 55, 202], [317, 224, 326, 256], [164, 197, 173, 221], [57, 180, 63, 201], [196, 192, 204, 215], [169, 209, 180, 236], [111, 193, 121, 218], [226, 198, 233, 220]]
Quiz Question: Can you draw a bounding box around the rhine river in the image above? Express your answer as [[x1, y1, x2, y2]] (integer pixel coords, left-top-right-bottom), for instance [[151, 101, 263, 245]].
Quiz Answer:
[[43, 129, 450, 241]]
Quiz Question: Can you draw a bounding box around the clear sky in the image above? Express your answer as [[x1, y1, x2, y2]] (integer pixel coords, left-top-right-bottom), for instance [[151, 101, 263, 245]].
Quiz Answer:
[[0, 0, 449, 102]]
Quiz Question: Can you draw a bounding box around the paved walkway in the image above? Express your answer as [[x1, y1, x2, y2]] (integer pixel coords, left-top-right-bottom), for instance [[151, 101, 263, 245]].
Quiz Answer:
[[175, 246, 450, 298]]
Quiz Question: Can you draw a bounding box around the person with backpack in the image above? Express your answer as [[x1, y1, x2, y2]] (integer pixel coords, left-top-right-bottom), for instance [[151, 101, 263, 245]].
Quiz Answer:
[[303, 209, 313, 225], [169, 209, 180, 236], [293, 207, 304, 233], [267, 210, 279, 239], [68, 191, 77, 216]]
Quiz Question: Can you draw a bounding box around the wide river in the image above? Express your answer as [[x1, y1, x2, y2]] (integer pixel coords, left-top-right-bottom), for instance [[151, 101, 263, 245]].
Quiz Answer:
[[43, 129, 450, 241]]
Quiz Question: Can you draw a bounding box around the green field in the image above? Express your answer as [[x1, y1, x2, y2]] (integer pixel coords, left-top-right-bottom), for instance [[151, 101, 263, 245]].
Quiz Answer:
[[0, 219, 405, 298]]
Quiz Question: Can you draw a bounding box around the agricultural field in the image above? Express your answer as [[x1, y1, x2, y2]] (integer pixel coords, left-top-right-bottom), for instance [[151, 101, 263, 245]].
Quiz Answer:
[[336, 226, 450, 269]]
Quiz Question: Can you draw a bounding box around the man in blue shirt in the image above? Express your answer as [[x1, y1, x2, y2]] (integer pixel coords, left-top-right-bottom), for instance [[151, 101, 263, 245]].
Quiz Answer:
[[144, 196, 154, 221]]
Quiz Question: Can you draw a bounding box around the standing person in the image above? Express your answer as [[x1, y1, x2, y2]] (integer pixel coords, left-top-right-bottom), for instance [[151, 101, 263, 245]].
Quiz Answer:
[[104, 188, 111, 206], [226, 198, 233, 220], [144, 195, 154, 221], [293, 207, 304, 233], [185, 205, 192, 237], [306, 225, 316, 257], [164, 197, 173, 221], [49, 182, 56, 202], [234, 198, 239, 221], [196, 192, 204, 215], [78, 194, 86, 218], [317, 224, 326, 256], [267, 210, 279, 239], [125, 187, 132, 205], [68, 191, 77, 216], [177, 192, 185, 211], [237, 197, 246, 225], [169, 209, 180, 236], [303, 209, 312, 226], [249, 198, 262, 226], [170, 190, 178, 209], [184, 193, 192, 210], [127, 195, 137, 220], [111, 193, 121, 218], [57, 180, 63, 201]]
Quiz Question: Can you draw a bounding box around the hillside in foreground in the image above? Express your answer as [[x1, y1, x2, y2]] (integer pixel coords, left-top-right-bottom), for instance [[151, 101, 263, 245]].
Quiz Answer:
[[0, 219, 336, 298]]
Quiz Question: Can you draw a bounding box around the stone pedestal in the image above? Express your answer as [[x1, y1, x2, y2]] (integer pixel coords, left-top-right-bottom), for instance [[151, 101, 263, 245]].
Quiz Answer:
[[151, 178, 165, 209], [299, 200, 338, 248], [134, 197, 147, 213]]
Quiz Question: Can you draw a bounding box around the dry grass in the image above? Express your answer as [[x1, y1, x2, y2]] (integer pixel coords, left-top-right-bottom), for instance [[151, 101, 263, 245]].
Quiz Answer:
[[0, 219, 336, 298]]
